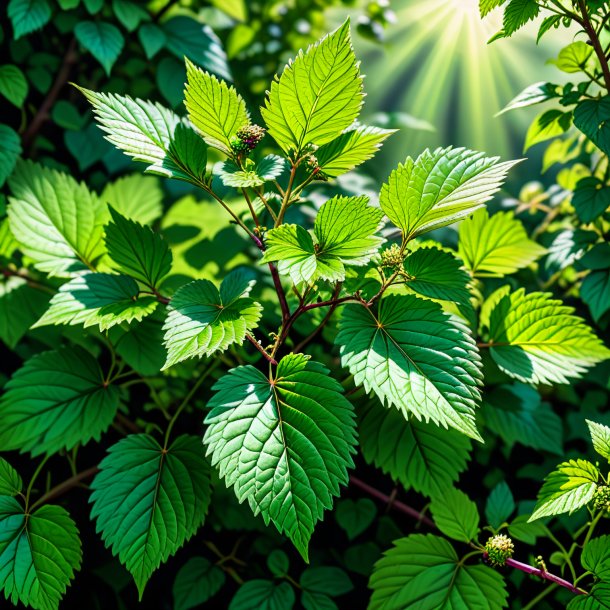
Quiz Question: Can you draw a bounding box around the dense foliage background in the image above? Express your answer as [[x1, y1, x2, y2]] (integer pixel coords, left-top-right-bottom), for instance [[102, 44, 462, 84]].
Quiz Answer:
[[1, 1, 610, 610]]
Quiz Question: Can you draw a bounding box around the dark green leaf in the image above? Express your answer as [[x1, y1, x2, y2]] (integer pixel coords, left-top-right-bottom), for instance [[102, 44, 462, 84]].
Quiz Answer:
[[173, 557, 225, 610]]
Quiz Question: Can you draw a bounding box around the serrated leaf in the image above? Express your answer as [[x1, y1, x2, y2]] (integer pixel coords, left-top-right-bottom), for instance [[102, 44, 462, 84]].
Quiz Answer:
[[380, 146, 518, 242], [7, 160, 107, 277], [581, 536, 610, 581], [79, 88, 208, 184], [497, 82, 558, 115], [587, 420, 610, 462], [458, 209, 546, 277], [0, 64, 28, 107], [573, 96, 610, 156], [101, 174, 163, 225], [524, 109, 572, 151], [0, 497, 81, 610], [105, 206, 172, 289], [529, 459, 599, 521], [34, 272, 158, 331], [573, 177, 610, 224], [90, 434, 212, 598], [315, 125, 395, 178], [217, 155, 285, 188], [369, 534, 508, 610], [162, 269, 262, 369], [485, 482, 516, 529], [261, 20, 363, 156], [0, 458, 21, 496], [8, 0, 51, 39], [263, 195, 383, 284], [430, 488, 479, 543], [173, 557, 225, 610], [568, 584, 610, 610], [229, 580, 295, 610], [485, 288, 610, 384], [335, 499, 377, 541], [0, 347, 120, 456], [204, 354, 357, 560], [503, 0, 539, 36], [549, 41, 594, 73], [75, 21, 124, 75], [358, 401, 471, 497], [480, 0, 504, 17], [336, 294, 483, 440], [185, 58, 249, 155], [0, 124, 21, 188], [301, 567, 353, 596]]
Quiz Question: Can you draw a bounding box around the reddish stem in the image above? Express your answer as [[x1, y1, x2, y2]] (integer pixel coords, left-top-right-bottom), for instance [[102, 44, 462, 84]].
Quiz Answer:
[[245, 333, 278, 365], [504, 557, 586, 596]]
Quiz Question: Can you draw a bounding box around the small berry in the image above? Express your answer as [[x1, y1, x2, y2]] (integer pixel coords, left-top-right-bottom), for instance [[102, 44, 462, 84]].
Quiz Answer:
[[380, 243, 405, 269], [231, 124, 266, 154], [485, 535, 514, 567], [593, 485, 610, 513]]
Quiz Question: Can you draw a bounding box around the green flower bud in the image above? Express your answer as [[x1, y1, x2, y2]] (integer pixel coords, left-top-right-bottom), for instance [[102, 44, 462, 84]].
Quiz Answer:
[[485, 534, 514, 567], [380, 243, 405, 269], [593, 485, 610, 513]]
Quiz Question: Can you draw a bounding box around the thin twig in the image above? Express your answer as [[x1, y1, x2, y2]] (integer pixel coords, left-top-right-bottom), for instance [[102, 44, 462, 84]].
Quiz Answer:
[[245, 333, 278, 365], [29, 466, 99, 511]]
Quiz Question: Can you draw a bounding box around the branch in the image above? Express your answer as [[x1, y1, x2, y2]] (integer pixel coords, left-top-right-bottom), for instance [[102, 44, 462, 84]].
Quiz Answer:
[[503, 557, 587, 596], [29, 465, 99, 511], [578, 0, 610, 90], [269, 262, 290, 322], [245, 333, 278, 365]]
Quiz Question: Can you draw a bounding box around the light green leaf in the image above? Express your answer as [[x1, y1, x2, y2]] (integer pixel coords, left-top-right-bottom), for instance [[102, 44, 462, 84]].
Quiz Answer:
[[301, 567, 353, 596], [573, 96, 610, 156], [524, 109, 572, 151], [101, 174, 163, 225], [0, 124, 21, 187], [496, 82, 558, 115], [7, 160, 107, 277], [163, 269, 262, 369], [79, 88, 208, 184], [315, 125, 395, 178], [0, 346, 120, 456], [369, 534, 508, 610], [358, 401, 471, 497], [380, 146, 518, 241], [185, 58, 249, 155], [112, 0, 149, 32], [261, 20, 363, 156], [403, 246, 471, 303], [537, 15, 562, 43], [75, 21, 124, 75], [458, 209, 546, 277], [480, 0, 503, 17], [485, 288, 610, 384], [548, 41, 594, 73], [204, 354, 357, 560], [229, 580, 295, 610], [336, 294, 483, 440], [91, 434, 212, 598], [262, 195, 383, 284], [573, 177, 610, 224], [530, 459, 599, 521], [503, 0, 539, 36], [581, 536, 610, 581], [335, 499, 377, 541], [430, 488, 479, 543], [587, 420, 610, 463], [217, 155, 285, 188], [0, 497, 81, 610], [0, 458, 22, 497], [105, 206, 172, 289], [0, 64, 28, 107], [173, 557, 225, 610], [8, 0, 51, 39], [138, 23, 166, 59], [34, 273, 158, 331], [485, 482, 516, 529]]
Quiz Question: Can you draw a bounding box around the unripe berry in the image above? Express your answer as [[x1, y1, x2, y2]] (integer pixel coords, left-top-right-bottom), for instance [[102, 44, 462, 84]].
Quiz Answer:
[[593, 485, 610, 513], [485, 534, 514, 567], [230, 124, 266, 154]]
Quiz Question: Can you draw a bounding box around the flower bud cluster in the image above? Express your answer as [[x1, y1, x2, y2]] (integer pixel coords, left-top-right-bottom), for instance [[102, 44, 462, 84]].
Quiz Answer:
[[485, 535, 514, 567], [230, 124, 266, 154]]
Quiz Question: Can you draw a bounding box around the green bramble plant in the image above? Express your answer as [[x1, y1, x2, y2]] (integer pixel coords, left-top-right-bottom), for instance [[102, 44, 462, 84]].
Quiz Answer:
[[1, 4, 610, 609]]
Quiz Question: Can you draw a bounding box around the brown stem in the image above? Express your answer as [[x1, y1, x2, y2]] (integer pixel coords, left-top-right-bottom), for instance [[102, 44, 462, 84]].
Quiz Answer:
[[245, 333, 278, 365], [22, 38, 78, 150], [578, 0, 610, 90], [269, 262, 290, 322], [115, 412, 143, 434], [29, 466, 99, 511]]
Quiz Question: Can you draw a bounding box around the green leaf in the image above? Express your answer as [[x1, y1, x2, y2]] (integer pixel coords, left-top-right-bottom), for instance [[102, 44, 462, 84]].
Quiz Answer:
[[0, 497, 81, 610], [485, 288, 610, 384], [138, 23, 166, 59], [8, 0, 51, 39], [112, 0, 149, 32], [380, 147, 518, 241], [301, 567, 353, 596], [217, 155, 285, 188], [581, 535, 610, 581], [263, 195, 383, 284], [369, 534, 508, 610], [0, 64, 28, 107], [503, 0, 539, 36], [537, 15, 562, 43], [358, 401, 471, 497], [529, 459, 599, 521], [402, 246, 471, 303], [204, 354, 357, 560], [173, 557, 225, 610], [430, 488, 479, 543], [162, 269, 262, 369], [482, 384, 563, 454], [184, 58, 249, 155], [548, 41, 593, 73], [0, 458, 22, 496], [105, 206, 172, 289], [458, 209, 546, 277], [496, 82, 558, 115], [75, 21, 124, 75], [315, 125, 395, 178], [8, 160, 107, 276], [336, 294, 483, 440], [480, 0, 504, 17], [485, 482, 516, 529], [267, 550, 290, 577], [302, 591, 338, 610], [573, 96, 610, 156], [524, 109, 572, 151], [568, 583, 610, 610], [587, 420, 610, 463], [101, 174, 163, 225], [573, 177, 610, 224], [508, 514, 547, 545], [90, 434, 212, 598], [582, 269, 610, 323], [0, 124, 21, 187], [229, 580, 295, 610], [335, 499, 377, 541], [261, 20, 363, 156], [79, 88, 208, 184], [34, 272, 158, 331], [0, 346, 120, 456]]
